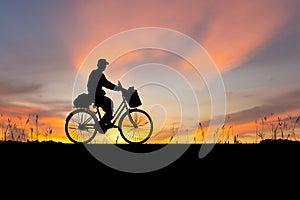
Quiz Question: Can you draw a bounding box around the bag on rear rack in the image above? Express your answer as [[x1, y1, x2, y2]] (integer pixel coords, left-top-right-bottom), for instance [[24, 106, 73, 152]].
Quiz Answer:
[[73, 93, 92, 108]]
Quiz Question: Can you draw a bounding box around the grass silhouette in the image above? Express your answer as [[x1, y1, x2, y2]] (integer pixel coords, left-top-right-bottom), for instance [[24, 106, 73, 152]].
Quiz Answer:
[[0, 110, 299, 145]]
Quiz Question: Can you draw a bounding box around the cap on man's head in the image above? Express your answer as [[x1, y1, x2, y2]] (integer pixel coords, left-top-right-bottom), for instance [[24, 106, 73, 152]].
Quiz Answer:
[[97, 58, 109, 66]]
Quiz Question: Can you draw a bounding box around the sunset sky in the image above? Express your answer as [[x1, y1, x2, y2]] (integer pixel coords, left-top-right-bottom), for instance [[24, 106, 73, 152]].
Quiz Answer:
[[1, 0, 300, 144]]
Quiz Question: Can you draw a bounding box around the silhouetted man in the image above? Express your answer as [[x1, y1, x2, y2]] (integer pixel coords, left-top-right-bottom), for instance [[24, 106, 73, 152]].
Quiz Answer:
[[87, 58, 120, 132]]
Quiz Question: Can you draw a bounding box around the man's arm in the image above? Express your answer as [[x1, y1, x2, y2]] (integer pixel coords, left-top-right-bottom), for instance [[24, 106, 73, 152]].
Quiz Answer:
[[102, 74, 119, 90]]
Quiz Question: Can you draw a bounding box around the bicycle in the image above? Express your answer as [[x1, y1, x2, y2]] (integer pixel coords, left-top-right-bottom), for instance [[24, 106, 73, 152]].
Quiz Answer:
[[65, 81, 153, 144]]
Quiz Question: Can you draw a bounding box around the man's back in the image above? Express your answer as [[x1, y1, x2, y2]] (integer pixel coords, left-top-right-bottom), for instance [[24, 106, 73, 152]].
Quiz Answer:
[[87, 68, 116, 98]]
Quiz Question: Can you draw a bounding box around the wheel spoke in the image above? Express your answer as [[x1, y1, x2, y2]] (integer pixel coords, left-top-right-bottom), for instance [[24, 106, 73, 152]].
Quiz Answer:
[[68, 125, 78, 129], [71, 118, 79, 125], [65, 109, 98, 144], [83, 116, 93, 125], [120, 109, 153, 144]]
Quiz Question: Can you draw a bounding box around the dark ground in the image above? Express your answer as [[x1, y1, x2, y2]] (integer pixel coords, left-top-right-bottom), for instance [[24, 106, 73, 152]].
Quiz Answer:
[[1, 140, 299, 193], [1, 140, 299, 174]]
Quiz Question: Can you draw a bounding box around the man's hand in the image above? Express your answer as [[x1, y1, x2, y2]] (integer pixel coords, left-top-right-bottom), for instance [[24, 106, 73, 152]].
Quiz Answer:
[[115, 81, 123, 91], [114, 85, 122, 91], [115, 81, 128, 94]]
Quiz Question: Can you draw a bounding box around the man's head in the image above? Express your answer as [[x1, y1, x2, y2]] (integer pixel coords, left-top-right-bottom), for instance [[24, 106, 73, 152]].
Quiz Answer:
[[97, 58, 109, 70]]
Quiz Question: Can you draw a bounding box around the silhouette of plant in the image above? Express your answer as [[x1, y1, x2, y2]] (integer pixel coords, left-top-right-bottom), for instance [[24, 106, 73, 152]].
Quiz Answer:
[[272, 116, 283, 140], [43, 128, 53, 141], [224, 126, 232, 144], [116, 135, 119, 144], [29, 127, 34, 141], [278, 117, 284, 139], [219, 125, 225, 143], [18, 114, 30, 142], [35, 115, 40, 141], [214, 128, 220, 144], [255, 112, 300, 143], [7, 118, 17, 141], [219, 124, 231, 144], [233, 134, 241, 144], [169, 123, 178, 144], [199, 122, 205, 144], [2, 118, 10, 141], [289, 114, 299, 141], [255, 119, 265, 142], [169, 135, 174, 143]]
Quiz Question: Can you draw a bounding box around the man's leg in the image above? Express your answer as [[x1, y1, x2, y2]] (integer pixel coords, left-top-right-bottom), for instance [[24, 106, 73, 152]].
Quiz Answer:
[[100, 96, 114, 128]]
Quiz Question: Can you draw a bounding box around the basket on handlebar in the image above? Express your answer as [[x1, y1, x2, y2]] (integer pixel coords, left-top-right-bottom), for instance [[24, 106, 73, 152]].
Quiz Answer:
[[124, 87, 142, 108]]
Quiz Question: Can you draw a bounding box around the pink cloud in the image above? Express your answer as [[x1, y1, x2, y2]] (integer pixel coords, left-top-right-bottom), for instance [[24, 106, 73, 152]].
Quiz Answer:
[[51, 0, 299, 73], [197, 0, 298, 71]]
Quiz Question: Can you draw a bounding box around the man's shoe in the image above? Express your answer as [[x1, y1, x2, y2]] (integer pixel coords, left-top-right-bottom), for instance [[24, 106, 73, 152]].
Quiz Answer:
[[98, 121, 107, 133], [106, 122, 117, 129]]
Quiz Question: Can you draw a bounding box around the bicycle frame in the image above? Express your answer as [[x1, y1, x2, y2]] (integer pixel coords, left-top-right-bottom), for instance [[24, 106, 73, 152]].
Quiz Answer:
[[95, 94, 137, 128]]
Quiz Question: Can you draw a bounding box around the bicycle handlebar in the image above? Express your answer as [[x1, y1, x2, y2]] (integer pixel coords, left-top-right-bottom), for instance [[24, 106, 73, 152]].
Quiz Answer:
[[117, 81, 122, 88], [117, 81, 128, 95]]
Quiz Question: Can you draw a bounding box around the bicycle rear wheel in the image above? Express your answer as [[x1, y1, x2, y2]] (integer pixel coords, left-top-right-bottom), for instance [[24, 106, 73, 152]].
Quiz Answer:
[[65, 108, 99, 144], [119, 109, 153, 144]]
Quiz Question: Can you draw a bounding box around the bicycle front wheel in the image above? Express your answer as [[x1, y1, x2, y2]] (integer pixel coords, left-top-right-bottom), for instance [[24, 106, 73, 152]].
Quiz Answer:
[[65, 108, 99, 144], [119, 109, 153, 144]]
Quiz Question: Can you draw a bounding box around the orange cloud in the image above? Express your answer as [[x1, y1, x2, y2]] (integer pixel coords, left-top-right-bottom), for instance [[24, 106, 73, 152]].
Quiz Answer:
[[51, 1, 209, 70], [199, 0, 297, 71], [52, 0, 299, 74]]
